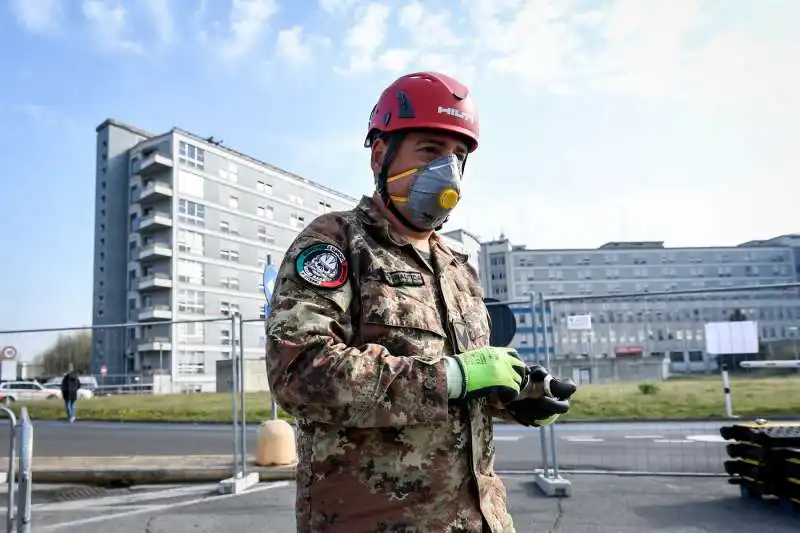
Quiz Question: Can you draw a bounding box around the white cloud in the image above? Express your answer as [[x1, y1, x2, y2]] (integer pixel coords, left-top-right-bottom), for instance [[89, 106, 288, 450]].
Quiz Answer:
[[142, 0, 175, 45], [81, 0, 144, 54], [275, 26, 330, 67], [318, 0, 360, 14], [397, 1, 462, 49], [216, 0, 279, 61], [10, 0, 64, 35], [374, 48, 418, 73], [336, 2, 392, 74]]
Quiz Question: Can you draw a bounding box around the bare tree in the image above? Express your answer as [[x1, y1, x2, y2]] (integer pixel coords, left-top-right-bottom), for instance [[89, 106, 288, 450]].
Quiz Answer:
[[35, 332, 92, 376]]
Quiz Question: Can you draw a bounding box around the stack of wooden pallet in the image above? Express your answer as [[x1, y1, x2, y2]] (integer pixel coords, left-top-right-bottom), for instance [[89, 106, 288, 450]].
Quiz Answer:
[[720, 421, 800, 513]]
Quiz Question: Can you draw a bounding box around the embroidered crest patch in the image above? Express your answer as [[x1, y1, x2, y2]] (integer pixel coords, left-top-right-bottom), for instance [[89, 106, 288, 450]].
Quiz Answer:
[[295, 243, 349, 289]]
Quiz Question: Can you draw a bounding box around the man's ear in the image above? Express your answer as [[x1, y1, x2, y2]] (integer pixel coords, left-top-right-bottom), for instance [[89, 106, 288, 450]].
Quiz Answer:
[[370, 138, 386, 176]]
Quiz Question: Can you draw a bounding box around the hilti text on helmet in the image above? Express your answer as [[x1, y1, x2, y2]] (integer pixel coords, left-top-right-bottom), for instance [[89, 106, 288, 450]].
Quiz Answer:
[[437, 106, 475, 124]]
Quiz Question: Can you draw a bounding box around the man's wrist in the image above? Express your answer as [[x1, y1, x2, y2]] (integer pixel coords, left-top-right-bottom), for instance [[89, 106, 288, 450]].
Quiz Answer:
[[443, 356, 464, 399]]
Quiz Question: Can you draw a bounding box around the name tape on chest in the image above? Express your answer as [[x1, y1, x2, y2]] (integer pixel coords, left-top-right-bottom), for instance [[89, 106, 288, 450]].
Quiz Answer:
[[295, 243, 349, 289], [381, 269, 425, 287]]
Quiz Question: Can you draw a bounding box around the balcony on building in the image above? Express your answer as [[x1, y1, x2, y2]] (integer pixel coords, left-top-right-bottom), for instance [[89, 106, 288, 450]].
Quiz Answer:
[[138, 305, 172, 322], [139, 151, 174, 177], [138, 211, 173, 232], [138, 180, 173, 204], [137, 273, 173, 292], [138, 242, 173, 262], [137, 336, 172, 353]]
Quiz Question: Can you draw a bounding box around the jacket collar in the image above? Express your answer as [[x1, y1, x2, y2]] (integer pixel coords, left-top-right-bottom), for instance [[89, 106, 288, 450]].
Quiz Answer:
[[355, 195, 468, 268]]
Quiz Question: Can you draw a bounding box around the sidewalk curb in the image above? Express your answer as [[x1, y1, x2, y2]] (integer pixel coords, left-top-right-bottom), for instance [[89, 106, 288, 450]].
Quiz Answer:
[[29, 466, 297, 486]]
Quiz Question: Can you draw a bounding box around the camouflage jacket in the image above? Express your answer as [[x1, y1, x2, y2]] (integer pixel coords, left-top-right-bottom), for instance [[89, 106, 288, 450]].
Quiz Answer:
[[266, 196, 516, 533]]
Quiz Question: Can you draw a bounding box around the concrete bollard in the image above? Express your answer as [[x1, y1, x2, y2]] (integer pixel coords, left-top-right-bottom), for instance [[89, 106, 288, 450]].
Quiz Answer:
[[254, 419, 297, 466]]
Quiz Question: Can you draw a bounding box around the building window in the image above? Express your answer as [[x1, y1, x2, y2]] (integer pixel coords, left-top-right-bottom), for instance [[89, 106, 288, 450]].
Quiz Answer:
[[177, 289, 204, 314], [178, 141, 205, 170], [256, 181, 272, 194], [176, 322, 205, 343], [229, 195, 239, 209], [177, 229, 204, 255], [179, 199, 205, 226], [221, 277, 240, 290], [220, 329, 232, 346], [219, 162, 239, 183], [177, 350, 205, 375], [177, 259, 205, 285], [257, 205, 274, 219], [220, 249, 240, 262], [290, 213, 305, 228], [289, 194, 304, 206], [220, 301, 240, 316]]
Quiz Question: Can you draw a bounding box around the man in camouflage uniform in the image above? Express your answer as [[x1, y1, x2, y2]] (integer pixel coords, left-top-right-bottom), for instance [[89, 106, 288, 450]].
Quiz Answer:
[[266, 72, 575, 533]]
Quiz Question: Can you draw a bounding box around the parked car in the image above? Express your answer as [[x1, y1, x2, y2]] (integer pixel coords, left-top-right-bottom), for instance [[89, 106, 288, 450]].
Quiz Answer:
[[0, 381, 61, 402], [43, 376, 95, 400]]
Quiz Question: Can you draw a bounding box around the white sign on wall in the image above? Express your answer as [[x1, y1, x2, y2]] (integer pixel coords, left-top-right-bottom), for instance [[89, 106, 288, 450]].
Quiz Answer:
[[704, 321, 759, 355], [566, 314, 593, 331]]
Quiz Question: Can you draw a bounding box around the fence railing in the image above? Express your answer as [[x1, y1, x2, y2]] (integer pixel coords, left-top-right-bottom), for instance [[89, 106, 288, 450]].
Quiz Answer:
[[498, 282, 800, 477], [0, 406, 33, 533]]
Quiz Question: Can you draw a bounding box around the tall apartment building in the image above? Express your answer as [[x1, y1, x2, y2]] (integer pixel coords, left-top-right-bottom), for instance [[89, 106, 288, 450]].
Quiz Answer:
[[480, 238, 800, 372], [92, 119, 357, 391]]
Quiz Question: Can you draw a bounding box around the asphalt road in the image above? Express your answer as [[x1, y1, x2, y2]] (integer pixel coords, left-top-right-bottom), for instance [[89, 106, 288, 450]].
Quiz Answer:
[[18, 475, 800, 533], [0, 420, 736, 474]]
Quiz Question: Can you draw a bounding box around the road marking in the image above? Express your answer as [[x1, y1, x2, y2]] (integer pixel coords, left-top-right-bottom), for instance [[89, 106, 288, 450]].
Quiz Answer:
[[653, 439, 693, 444], [36, 481, 290, 531], [563, 437, 605, 443], [624, 435, 663, 439], [686, 434, 728, 443], [494, 436, 523, 442], [33, 484, 214, 512]]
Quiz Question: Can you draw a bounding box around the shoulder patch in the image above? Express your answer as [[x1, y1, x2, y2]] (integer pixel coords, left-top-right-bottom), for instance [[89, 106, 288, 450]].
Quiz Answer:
[[295, 243, 349, 289]]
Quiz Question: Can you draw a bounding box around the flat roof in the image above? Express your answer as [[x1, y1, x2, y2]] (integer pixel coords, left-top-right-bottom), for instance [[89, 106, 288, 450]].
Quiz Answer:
[[96, 118, 358, 203]]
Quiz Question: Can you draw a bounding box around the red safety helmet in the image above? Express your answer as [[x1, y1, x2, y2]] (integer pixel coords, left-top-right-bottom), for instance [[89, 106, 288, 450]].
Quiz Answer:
[[364, 71, 480, 153]]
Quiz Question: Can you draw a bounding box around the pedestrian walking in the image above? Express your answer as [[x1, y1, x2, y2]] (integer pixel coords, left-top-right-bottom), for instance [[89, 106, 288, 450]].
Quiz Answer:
[[60, 370, 81, 423], [266, 71, 577, 532]]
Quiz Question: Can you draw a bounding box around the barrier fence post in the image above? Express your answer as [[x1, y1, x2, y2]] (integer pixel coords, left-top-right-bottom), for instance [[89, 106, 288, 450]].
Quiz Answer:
[[533, 293, 571, 497], [721, 363, 735, 418], [2, 407, 17, 533], [15, 408, 32, 533], [529, 293, 551, 476], [230, 313, 241, 479], [238, 314, 247, 477], [218, 314, 260, 494]]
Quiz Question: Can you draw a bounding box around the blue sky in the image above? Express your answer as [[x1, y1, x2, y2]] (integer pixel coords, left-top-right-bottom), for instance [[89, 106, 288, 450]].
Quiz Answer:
[[0, 0, 797, 360]]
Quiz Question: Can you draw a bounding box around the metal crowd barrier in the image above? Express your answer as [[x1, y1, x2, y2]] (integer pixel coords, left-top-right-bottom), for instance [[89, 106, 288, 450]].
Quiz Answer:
[[2, 406, 34, 533]]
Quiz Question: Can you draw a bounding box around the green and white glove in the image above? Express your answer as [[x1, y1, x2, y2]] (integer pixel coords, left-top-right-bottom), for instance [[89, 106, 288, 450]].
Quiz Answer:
[[444, 347, 527, 404]]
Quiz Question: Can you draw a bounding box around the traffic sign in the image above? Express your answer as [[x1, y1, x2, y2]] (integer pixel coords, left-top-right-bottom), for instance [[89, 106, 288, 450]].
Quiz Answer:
[[263, 264, 279, 316], [1, 346, 17, 360], [483, 298, 517, 347]]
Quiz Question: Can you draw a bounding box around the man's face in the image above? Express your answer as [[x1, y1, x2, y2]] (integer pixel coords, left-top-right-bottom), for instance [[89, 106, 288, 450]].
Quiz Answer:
[[371, 130, 469, 200]]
